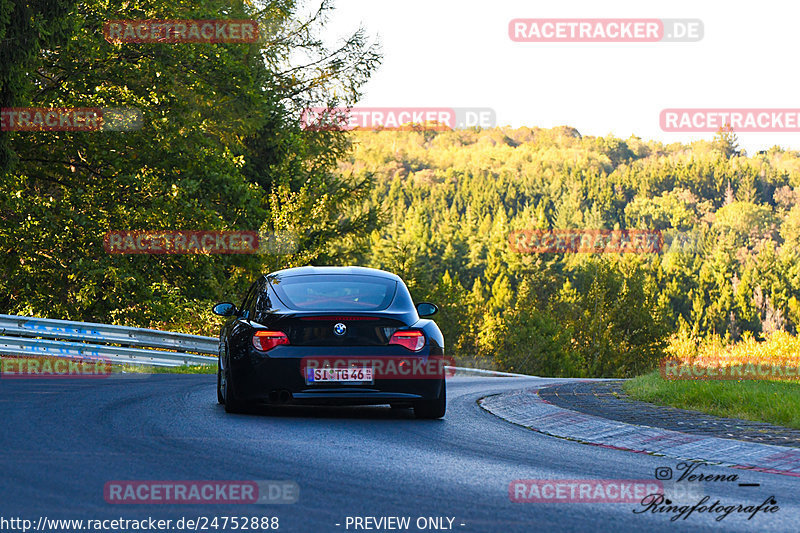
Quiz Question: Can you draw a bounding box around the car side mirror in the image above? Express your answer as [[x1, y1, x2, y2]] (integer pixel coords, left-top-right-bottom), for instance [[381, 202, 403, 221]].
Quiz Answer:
[[415, 302, 439, 317], [213, 302, 238, 317]]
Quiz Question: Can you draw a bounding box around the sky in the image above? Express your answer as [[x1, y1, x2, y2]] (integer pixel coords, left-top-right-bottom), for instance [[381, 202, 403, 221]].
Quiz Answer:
[[318, 0, 800, 154]]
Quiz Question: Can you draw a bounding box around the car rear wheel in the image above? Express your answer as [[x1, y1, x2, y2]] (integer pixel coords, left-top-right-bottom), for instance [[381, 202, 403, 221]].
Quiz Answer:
[[413, 380, 446, 419], [223, 365, 248, 414], [217, 364, 224, 404]]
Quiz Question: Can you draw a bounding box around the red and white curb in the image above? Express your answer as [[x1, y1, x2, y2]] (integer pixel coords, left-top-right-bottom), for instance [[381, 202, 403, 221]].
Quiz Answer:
[[479, 384, 800, 478]]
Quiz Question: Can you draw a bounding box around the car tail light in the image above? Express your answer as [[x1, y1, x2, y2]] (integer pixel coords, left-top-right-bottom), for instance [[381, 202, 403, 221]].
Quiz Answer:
[[252, 331, 289, 351], [389, 330, 425, 351]]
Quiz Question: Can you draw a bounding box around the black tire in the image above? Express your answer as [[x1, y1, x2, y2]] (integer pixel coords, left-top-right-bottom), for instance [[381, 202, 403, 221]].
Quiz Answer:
[[223, 365, 248, 414], [217, 364, 224, 404], [413, 380, 446, 419]]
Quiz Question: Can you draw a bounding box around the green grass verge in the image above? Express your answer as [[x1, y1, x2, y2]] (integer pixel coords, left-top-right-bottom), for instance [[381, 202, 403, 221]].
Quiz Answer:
[[623, 371, 800, 430], [119, 363, 217, 374]]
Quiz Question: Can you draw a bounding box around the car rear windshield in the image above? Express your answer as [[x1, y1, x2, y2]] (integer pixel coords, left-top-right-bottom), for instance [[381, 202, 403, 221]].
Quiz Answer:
[[269, 275, 397, 311]]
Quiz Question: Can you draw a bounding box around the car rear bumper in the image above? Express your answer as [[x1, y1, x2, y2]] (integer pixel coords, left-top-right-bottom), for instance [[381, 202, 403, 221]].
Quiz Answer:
[[230, 348, 445, 405]]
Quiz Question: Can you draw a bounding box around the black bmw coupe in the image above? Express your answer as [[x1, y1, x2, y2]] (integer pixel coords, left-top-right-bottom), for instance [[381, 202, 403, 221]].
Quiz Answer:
[[214, 266, 447, 418]]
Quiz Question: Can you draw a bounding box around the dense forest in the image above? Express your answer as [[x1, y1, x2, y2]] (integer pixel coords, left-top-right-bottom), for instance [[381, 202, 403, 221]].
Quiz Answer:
[[3, 1, 800, 378], [339, 127, 800, 376]]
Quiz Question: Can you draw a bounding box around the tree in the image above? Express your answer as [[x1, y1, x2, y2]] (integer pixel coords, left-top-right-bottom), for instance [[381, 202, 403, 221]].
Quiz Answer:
[[0, 0, 381, 331], [0, 0, 78, 172], [712, 125, 740, 158]]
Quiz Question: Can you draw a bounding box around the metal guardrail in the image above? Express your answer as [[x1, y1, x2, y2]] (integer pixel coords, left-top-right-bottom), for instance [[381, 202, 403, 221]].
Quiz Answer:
[[0, 314, 539, 373], [0, 314, 218, 367]]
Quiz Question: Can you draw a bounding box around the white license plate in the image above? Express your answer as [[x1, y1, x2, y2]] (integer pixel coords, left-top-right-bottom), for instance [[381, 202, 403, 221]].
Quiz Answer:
[[307, 367, 373, 383]]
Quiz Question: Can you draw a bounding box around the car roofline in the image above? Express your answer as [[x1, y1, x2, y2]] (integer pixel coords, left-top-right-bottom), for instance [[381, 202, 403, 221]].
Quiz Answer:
[[263, 266, 402, 282]]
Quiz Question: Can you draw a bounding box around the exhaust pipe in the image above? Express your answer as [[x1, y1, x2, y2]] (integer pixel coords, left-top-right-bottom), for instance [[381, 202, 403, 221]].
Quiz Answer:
[[278, 390, 292, 404]]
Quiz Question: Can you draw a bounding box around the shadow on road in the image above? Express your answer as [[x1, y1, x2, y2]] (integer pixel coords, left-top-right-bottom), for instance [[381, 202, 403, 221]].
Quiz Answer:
[[217, 403, 443, 421]]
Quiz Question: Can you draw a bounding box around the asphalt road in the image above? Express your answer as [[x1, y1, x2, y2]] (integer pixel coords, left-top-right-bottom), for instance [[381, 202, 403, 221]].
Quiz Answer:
[[1, 375, 798, 532]]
